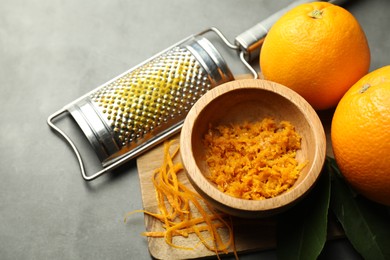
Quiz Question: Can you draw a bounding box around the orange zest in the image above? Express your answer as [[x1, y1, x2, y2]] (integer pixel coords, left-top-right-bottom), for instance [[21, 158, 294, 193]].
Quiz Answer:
[[204, 118, 306, 200], [125, 140, 238, 259]]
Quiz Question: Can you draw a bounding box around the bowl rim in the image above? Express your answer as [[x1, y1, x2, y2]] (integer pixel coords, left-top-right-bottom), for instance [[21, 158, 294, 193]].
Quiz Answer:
[[180, 79, 326, 213]]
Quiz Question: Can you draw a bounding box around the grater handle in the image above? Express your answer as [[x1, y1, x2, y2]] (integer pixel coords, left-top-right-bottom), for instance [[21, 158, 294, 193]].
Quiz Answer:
[[234, 0, 349, 62], [47, 109, 108, 181], [47, 109, 91, 180]]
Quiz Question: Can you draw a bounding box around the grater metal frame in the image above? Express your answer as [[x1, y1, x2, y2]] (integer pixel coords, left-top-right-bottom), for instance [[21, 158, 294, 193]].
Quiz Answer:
[[47, 29, 235, 181]]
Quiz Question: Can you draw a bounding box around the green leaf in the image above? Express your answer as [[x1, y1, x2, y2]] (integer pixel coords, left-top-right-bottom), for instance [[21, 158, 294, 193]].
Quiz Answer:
[[277, 166, 331, 260], [329, 158, 390, 260]]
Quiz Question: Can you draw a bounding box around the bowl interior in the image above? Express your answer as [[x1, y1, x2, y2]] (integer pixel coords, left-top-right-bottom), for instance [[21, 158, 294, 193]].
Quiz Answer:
[[181, 79, 325, 217]]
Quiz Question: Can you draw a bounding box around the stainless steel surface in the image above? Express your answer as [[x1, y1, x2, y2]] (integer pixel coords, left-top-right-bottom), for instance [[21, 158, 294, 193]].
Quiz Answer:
[[48, 35, 233, 181], [1, 0, 388, 259]]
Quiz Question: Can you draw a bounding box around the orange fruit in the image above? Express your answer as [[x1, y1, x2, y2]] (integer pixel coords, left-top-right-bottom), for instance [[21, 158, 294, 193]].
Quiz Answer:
[[331, 65, 390, 206], [260, 2, 370, 110]]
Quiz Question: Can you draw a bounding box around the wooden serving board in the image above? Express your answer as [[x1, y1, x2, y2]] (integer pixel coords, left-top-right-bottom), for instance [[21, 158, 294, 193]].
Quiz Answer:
[[136, 76, 342, 259]]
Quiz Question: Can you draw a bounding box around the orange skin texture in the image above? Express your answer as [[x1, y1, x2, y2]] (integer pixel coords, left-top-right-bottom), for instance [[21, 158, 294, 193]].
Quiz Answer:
[[331, 65, 390, 206], [260, 2, 370, 110]]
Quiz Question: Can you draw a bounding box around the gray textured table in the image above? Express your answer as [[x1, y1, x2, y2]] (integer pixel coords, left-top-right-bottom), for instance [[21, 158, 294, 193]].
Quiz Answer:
[[1, 0, 388, 259]]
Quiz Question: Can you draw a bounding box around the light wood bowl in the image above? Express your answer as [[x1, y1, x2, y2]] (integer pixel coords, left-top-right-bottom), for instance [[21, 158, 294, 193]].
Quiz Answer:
[[180, 79, 326, 218]]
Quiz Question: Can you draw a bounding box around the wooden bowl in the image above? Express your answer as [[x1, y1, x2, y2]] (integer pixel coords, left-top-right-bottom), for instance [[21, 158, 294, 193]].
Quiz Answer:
[[180, 79, 326, 218]]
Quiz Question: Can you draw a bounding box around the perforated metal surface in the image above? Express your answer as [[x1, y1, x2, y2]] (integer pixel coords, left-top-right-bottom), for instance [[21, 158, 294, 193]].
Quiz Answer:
[[64, 36, 233, 169], [90, 45, 211, 147]]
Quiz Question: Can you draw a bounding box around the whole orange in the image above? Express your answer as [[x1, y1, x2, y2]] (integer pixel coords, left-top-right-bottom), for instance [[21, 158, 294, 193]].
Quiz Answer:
[[260, 2, 370, 110], [331, 65, 390, 206]]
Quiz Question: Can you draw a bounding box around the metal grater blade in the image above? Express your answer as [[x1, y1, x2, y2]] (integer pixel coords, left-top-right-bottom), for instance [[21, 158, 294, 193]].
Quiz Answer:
[[91, 45, 214, 149], [64, 35, 233, 175]]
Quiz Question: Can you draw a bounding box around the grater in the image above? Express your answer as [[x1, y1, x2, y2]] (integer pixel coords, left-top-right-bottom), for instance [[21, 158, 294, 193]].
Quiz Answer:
[[48, 33, 233, 181], [48, 0, 347, 181]]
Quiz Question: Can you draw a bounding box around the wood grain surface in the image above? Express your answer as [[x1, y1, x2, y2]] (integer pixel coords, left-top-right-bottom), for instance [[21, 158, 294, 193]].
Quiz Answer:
[[179, 79, 326, 218], [136, 75, 343, 259], [136, 133, 343, 259]]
